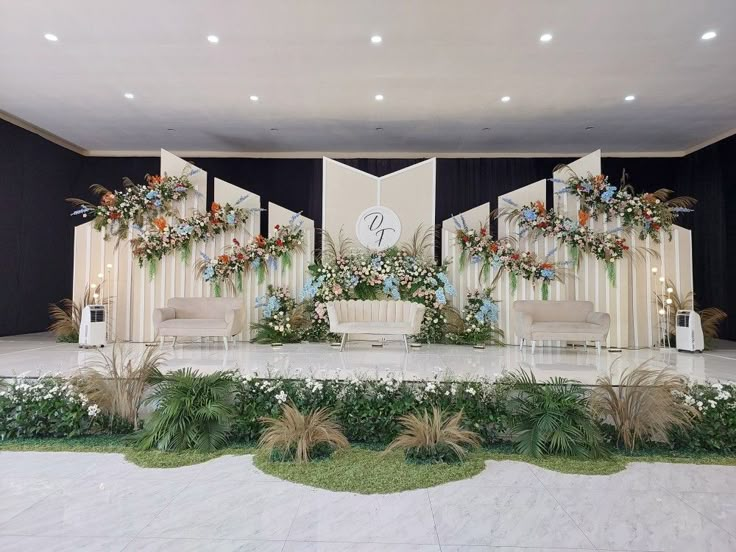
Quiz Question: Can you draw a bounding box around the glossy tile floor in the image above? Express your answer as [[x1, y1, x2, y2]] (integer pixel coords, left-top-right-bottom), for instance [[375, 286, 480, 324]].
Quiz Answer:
[[0, 451, 735, 551], [1, 333, 735, 384]]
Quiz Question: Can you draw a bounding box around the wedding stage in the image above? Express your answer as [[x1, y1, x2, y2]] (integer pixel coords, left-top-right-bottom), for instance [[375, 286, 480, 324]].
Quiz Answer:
[[2, 333, 734, 385]]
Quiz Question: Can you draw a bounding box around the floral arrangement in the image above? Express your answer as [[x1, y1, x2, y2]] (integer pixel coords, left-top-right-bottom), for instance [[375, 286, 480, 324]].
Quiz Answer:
[[506, 200, 628, 284], [447, 289, 504, 345], [559, 173, 696, 241], [454, 216, 561, 299], [68, 170, 197, 241], [301, 248, 457, 342], [251, 286, 306, 344], [198, 213, 305, 295], [130, 196, 254, 278], [0, 377, 100, 439], [673, 381, 736, 453]]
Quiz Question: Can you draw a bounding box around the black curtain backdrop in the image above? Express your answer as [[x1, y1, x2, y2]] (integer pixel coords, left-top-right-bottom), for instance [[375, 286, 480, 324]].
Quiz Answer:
[[2, 117, 734, 339]]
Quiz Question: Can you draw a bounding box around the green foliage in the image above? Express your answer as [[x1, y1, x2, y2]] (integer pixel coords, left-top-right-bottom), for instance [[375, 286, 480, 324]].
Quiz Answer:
[[0, 377, 99, 439], [232, 375, 510, 446], [134, 369, 237, 452], [507, 370, 605, 458], [251, 286, 306, 344], [671, 382, 736, 453]]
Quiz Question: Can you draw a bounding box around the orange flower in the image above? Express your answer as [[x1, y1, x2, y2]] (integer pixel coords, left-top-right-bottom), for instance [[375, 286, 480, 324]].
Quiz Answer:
[[210, 202, 221, 213], [218, 254, 230, 264], [578, 210, 590, 226], [101, 192, 116, 206], [643, 193, 656, 204], [153, 217, 168, 231], [109, 212, 121, 220], [146, 175, 162, 186], [593, 174, 606, 187], [541, 262, 554, 269], [255, 234, 266, 247], [534, 200, 546, 214]]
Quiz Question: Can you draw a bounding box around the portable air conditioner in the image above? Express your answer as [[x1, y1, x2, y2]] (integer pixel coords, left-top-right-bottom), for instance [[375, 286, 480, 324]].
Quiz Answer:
[[79, 305, 106, 348], [676, 310, 704, 353]]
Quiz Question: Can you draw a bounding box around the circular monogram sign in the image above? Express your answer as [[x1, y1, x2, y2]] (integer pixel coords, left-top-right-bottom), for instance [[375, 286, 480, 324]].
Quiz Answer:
[[355, 206, 402, 250]]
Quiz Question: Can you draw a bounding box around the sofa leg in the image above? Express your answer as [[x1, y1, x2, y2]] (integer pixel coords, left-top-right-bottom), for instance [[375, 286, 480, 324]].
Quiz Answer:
[[596, 340, 601, 354], [531, 340, 536, 354], [403, 335, 409, 353], [340, 333, 348, 352], [172, 336, 177, 348], [223, 336, 229, 351], [159, 336, 164, 347], [584, 341, 588, 352], [519, 338, 525, 351]]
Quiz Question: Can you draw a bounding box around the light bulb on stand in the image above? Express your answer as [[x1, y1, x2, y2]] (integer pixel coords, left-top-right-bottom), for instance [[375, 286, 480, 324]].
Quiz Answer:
[[106, 263, 113, 269], [666, 287, 673, 293], [97, 272, 104, 279], [659, 276, 665, 283], [93, 293, 99, 299], [90, 284, 97, 289], [658, 309, 666, 315], [651, 267, 658, 274], [666, 298, 673, 305]]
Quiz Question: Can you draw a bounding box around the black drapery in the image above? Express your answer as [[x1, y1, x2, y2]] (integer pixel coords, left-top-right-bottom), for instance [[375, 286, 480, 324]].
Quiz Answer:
[[2, 117, 734, 339]]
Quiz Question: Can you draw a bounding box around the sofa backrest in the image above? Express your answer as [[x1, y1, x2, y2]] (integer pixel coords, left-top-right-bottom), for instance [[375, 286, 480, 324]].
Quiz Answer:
[[329, 300, 416, 323], [513, 300, 594, 322], [167, 297, 241, 319]]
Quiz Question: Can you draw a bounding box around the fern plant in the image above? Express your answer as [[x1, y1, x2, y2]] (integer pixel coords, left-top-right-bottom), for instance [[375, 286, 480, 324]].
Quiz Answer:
[[135, 368, 237, 452], [591, 362, 698, 451], [507, 370, 605, 458], [259, 403, 349, 463], [385, 407, 481, 463]]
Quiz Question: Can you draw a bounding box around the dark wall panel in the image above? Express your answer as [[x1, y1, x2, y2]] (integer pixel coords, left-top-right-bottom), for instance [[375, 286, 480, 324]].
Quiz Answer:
[[0, 119, 83, 336]]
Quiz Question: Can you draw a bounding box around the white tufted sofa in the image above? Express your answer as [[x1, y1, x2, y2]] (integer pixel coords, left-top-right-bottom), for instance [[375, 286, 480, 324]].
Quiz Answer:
[[513, 300, 610, 353], [326, 300, 426, 352], [153, 297, 243, 350]]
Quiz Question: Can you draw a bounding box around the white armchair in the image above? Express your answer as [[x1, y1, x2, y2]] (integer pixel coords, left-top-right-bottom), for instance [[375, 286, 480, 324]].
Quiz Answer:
[[153, 297, 243, 350], [326, 300, 426, 352], [513, 300, 610, 353]]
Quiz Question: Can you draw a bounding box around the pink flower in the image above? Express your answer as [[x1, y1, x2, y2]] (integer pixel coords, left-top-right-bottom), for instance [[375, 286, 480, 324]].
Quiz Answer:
[[332, 284, 343, 295]]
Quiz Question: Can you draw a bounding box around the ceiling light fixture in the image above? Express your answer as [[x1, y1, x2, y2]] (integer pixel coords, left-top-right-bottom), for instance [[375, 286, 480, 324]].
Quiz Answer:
[[249, 95, 259, 101], [375, 127, 383, 131], [701, 30, 717, 40], [585, 126, 595, 130], [375, 94, 384, 101], [124, 92, 135, 99], [371, 35, 382, 44], [207, 35, 219, 44], [539, 33, 553, 42], [44, 33, 58, 42], [624, 95, 636, 101], [501, 96, 511, 102], [482, 127, 491, 131]]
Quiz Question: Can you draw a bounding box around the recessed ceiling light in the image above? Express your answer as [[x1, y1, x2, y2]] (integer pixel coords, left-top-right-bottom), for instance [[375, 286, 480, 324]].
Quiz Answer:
[[539, 33, 553, 42], [482, 127, 491, 131], [124, 92, 135, 99], [167, 128, 175, 131], [701, 30, 717, 40], [207, 35, 219, 44], [585, 126, 595, 131], [501, 96, 511, 102], [375, 94, 384, 101], [249, 95, 259, 101], [375, 127, 383, 131], [624, 95, 636, 101], [270, 128, 279, 131], [44, 33, 58, 42], [371, 35, 382, 44]]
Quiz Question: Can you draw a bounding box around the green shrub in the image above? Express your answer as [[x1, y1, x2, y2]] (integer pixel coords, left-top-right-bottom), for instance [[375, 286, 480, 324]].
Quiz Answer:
[[507, 370, 605, 458], [0, 377, 100, 439], [232, 375, 511, 446], [671, 381, 736, 453], [134, 369, 237, 452]]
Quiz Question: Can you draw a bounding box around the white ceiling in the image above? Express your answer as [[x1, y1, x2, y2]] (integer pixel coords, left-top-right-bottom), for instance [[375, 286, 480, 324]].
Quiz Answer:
[[1, 0, 735, 156]]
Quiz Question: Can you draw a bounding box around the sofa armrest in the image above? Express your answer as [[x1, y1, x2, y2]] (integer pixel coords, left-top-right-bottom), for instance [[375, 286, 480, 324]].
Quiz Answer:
[[225, 307, 243, 336], [326, 302, 340, 332], [586, 311, 611, 334], [153, 307, 175, 328], [514, 312, 533, 340], [409, 303, 426, 335]]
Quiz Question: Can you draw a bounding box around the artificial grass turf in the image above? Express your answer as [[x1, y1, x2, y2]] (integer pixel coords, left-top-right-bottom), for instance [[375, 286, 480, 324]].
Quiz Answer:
[[2, 437, 735, 492]]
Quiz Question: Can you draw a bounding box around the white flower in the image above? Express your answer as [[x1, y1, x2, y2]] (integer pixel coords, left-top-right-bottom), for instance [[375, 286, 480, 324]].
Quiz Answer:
[[87, 404, 101, 417], [275, 390, 288, 404]]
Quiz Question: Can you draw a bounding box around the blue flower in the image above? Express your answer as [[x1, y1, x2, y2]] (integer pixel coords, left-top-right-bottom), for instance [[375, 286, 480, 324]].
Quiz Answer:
[[540, 268, 555, 279], [437, 273, 449, 285], [474, 312, 485, 324], [435, 288, 446, 305], [252, 258, 261, 269], [226, 212, 236, 224], [349, 275, 359, 288], [203, 266, 215, 281], [479, 299, 499, 323], [301, 275, 325, 300], [426, 276, 438, 287], [176, 223, 193, 235], [444, 283, 456, 297], [502, 197, 519, 207], [671, 207, 694, 213], [521, 208, 537, 222], [145, 190, 160, 200], [601, 186, 617, 203], [267, 256, 278, 270], [371, 257, 383, 269], [471, 255, 482, 265]]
